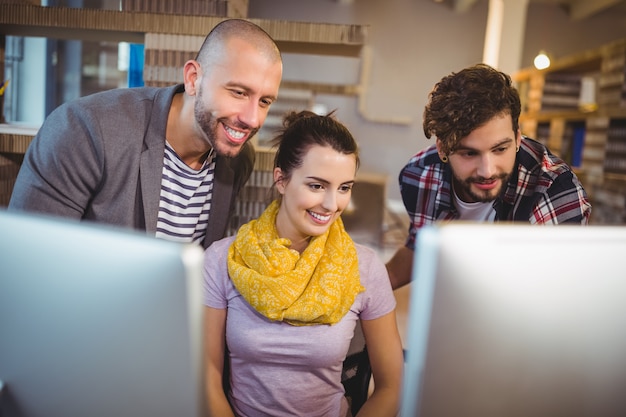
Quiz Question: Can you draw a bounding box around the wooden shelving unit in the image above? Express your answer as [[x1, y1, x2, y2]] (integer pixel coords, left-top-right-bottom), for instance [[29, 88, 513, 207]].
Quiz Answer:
[[513, 38, 626, 224], [0, 3, 368, 56]]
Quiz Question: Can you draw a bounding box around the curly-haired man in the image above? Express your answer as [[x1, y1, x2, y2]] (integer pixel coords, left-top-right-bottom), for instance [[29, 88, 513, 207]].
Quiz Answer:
[[387, 64, 591, 289]]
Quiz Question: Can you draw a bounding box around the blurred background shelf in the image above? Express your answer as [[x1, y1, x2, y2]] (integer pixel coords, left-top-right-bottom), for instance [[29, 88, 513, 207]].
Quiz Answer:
[[513, 37, 626, 224]]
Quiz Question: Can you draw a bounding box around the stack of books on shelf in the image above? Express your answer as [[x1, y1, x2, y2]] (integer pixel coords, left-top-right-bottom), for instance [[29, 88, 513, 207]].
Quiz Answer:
[[255, 89, 314, 147], [143, 34, 202, 87], [582, 117, 609, 188], [123, 0, 250, 87], [589, 178, 626, 224], [0, 154, 21, 206], [598, 47, 625, 109], [227, 148, 278, 235], [524, 75, 544, 114], [534, 122, 550, 147], [582, 117, 626, 223], [122, 0, 228, 16], [621, 52, 626, 107], [0, 124, 37, 206], [560, 121, 585, 168], [540, 73, 582, 112], [603, 119, 626, 175]]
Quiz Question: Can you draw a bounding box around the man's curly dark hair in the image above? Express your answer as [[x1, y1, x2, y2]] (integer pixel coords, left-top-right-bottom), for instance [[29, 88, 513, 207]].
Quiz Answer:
[[423, 63, 521, 156]]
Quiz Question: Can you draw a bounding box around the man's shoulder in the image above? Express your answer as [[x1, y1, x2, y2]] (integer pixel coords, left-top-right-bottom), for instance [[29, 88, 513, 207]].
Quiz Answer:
[[512, 136, 587, 199], [508, 137, 591, 223], [72, 85, 175, 107], [404, 143, 439, 167], [518, 136, 575, 178], [48, 85, 179, 136], [400, 144, 444, 181]]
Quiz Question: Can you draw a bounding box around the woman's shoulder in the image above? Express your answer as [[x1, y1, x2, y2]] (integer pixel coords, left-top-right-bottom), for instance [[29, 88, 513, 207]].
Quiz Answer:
[[353, 243, 388, 282], [353, 242, 380, 261], [352, 243, 396, 317], [211, 235, 236, 247], [205, 235, 236, 258]]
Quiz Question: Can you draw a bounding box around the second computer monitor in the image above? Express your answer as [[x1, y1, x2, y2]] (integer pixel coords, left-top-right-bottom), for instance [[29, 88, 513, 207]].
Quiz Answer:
[[401, 223, 626, 417]]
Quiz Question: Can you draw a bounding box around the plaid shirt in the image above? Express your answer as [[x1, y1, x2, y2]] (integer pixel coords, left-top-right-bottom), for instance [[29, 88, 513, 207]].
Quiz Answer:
[[400, 137, 592, 249]]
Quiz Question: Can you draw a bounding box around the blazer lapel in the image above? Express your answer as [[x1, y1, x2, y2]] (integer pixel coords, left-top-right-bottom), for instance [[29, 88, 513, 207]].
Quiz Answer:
[[139, 86, 178, 232], [140, 144, 164, 233], [204, 157, 235, 248]]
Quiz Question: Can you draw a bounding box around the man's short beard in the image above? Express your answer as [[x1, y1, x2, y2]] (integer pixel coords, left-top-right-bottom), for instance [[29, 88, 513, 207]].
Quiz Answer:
[[194, 88, 218, 151], [453, 171, 511, 203], [193, 85, 259, 158]]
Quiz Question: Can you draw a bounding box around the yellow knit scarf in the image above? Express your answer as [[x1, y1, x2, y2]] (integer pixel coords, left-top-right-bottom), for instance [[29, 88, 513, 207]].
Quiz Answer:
[[227, 199, 364, 326]]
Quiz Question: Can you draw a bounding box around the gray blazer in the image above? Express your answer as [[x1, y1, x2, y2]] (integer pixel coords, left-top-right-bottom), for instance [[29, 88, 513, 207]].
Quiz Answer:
[[9, 85, 254, 248]]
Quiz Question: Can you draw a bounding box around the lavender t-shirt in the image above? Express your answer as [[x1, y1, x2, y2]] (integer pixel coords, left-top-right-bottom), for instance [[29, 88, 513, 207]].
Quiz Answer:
[[203, 236, 396, 417]]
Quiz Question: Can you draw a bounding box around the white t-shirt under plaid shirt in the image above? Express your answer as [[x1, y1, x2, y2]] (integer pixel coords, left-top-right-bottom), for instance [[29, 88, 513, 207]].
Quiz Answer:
[[155, 141, 215, 244]]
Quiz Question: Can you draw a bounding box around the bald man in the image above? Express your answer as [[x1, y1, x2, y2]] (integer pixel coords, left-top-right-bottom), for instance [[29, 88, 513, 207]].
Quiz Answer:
[[10, 19, 283, 248]]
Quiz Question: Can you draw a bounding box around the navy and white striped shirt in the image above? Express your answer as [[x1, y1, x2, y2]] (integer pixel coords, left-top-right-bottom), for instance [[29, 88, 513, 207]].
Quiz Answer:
[[155, 142, 215, 244]]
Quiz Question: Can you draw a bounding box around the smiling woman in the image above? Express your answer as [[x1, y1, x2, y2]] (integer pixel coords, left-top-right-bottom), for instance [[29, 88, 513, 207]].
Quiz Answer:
[[203, 110, 404, 417], [271, 112, 358, 252]]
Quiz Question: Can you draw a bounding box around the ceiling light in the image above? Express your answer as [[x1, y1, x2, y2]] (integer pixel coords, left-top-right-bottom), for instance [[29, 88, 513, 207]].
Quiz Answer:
[[533, 50, 551, 70]]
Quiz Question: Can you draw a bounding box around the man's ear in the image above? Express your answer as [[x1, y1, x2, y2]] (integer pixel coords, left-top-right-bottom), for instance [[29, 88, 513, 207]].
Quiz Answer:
[[435, 138, 446, 160], [182, 60, 201, 96]]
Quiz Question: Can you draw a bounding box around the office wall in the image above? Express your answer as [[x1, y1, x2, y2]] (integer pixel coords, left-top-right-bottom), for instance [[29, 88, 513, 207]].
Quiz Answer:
[[249, 0, 626, 202], [522, 4, 626, 70]]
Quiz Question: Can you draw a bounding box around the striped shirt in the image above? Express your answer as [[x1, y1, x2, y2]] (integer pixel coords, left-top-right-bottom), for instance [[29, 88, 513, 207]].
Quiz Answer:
[[399, 136, 592, 250], [155, 142, 216, 244]]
